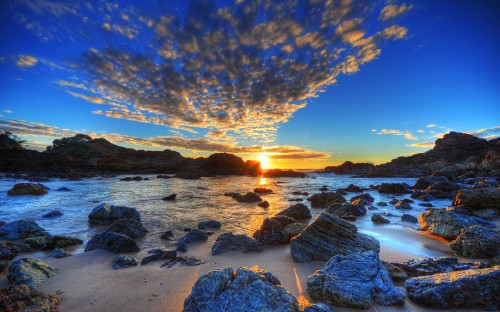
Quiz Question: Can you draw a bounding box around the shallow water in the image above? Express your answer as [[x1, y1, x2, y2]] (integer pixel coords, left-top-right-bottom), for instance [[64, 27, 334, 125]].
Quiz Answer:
[[0, 173, 453, 257]]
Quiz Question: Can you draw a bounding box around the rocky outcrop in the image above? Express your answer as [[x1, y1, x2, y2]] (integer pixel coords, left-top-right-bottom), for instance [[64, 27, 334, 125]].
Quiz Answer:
[[449, 226, 500, 258], [203, 153, 261, 176], [309, 192, 346, 208], [0, 219, 49, 240], [453, 188, 500, 210], [0, 285, 60, 311], [85, 231, 140, 253], [377, 183, 412, 194], [106, 218, 147, 239], [350, 193, 374, 204], [254, 187, 273, 194], [290, 212, 380, 262], [235, 192, 262, 203], [372, 214, 390, 224], [253, 218, 287, 245], [141, 250, 177, 265], [302, 303, 334, 312], [283, 223, 306, 240], [390, 257, 487, 277], [323, 161, 375, 175], [161, 256, 205, 268], [419, 208, 494, 240], [184, 267, 299, 311], [112, 255, 139, 269], [258, 201, 270, 208], [307, 251, 405, 308], [405, 265, 500, 310], [326, 203, 367, 218], [178, 229, 208, 246], [49, 248, 71, 258], [88, 203, 141, 225], [0, 243, 20, 273], [271, 215, 296, 228], [7, 183, 48, 196], [211, 233, 263, 255], [263, 169, 306, 178], [8, 258, 56, 290], [401, 214, 418, 223], [276, 203, 311, 220]]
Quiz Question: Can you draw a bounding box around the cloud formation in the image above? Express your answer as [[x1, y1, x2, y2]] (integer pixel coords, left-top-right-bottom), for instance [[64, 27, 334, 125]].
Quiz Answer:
[[379, 4, 413, 21], [374, 128, 417, 140], [16, 55, 38, 68]]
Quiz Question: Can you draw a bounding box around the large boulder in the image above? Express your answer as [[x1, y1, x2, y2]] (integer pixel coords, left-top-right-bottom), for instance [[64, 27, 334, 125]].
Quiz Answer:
[[307, 251, 405, 308], [0, 219, 49, 241], [453, 188, 500, 210], [290, 212, 380, 262], [326, 203, 367, 218], [211, 233, 263, 255], [7, 258, 56, 290], [419, 208, 494, 240], [88, 203, 141, 225], [449, 226, 500, 258], [0, 285, 60, 311], [309, 192, 346, 208], [350, 193, 375, 204], [7, 183, 48, 196], [405, 265, 500, 310], [178, 229, 208, 246], [235, 192, 262, 203], [184, 267, 299, 311], [276, 203, 311, 220], [106, 219, 147, 239], [253, 218, 288, 245], [390, 257, 486, 277], [85, 231, 139, 253], [377, 183, 411, 194]]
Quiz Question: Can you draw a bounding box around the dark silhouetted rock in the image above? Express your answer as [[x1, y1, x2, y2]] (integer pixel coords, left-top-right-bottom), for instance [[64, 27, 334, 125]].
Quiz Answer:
[[175, 173, 201, 179], [405, 265, 500, 310], [453, 188, 500, 210], [235, 192, 262, 203], [382, 261, 408, 281], [413, 176, 449, 190], [85, 231, 139, 253], [198, 220, 221, 230], [45, 235, 83, 249], [449, 226, 500, 258], [49, 248, 71, 258], [7, 183, 48, 196], [343, 184, 364, 192], [376, 201, 387, 206], [401, 214, 418, 223], [391, 257, 487, 277], [211, 233, 263, 255], [372, 214, 390, 224], [106, 218, 147, 239], [120, 176, 144, 181], [292, 191, 308, 196], [324, 161, 375, 175], [42, 210, 63, 218], [0, 219, 49, 241], [141, 250, 177, 265], [184, 267, 299, 311], [264, 169, 306, 178], [160, 230, 173, 240], [290, 212, 380, 262], [283, 223, 306, 240], [394, 201, 412, 210], [0, 285, 60, 311], [350, 193, 374, 204], [178, 229, 208, 246], [161, 256, 205, 268], [253, 218, 287, 245], [309, 192, 346, 208], [258, 201, 270, 208], [57, 187, 72, 191], [378, 183, 411, 194], [88, 203, 140, 225], [112, 255, 138, 269], [8, 258, 56, 290], [276, 203, 311, 220], [271, 215, 296, 228], [162, 194, 176, 201], [307, 251, 405, 308], [326, 203, 367, 218], [254, 187, 273, 194]]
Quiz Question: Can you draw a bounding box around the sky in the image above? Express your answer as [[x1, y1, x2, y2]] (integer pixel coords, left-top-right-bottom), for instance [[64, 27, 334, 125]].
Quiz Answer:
[[0, 0, 499, 169]]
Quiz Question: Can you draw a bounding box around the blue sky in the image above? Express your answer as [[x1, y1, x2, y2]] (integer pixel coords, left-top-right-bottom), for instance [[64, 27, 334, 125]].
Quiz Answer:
[[0, 0, 499, 168]]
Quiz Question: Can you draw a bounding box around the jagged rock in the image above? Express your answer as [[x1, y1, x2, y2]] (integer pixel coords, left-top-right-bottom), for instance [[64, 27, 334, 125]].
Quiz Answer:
[[8, 258, 56, 290], [324, 161, 375, 175], [283, 223, 306, 240], [401, 214, 418, 223], [184, 267, 299, 311], [254, 187, 273, 194], [394, 201, 412, 210], [0, 285, 60, 311], [106, 218, 147, 238], [235, 192, 262, 203], [88, 203, 141, 225], [0, 243, 20, 262], [449, 226, 500, 258], [290, 212, 380, 262], [198, 220, 221, 230], [162, 194, 176, 201], [211, 233, 263, 255], [178, 229, 208, 246], [432, 166, 459, 180], [376, 201, 387, 206], [258, 201, 270, 208], [382, 261, 408, 280], [343, 184, 364, 192], [0, 219, 49, 240], [307, 251, 405, 308], [413, 176, 449, 190], [303, 303, 335, 312], [390, 257, 487, 277], [309, 192, 346, 208], [276, 203, 311, 220], [471, 208, 497, 221], [7, 183, 48, 196], [326, 203, 367, 218], [48, 248, 71, 258], [419, 208, 494, 239], [45, 236, 83, 249], [405, 265, 500, 310], [350, 193, 374, 204], [160, 230, 173, 240], [372, 214, 390, 224], [42, 210, 63, 218], [85, 231, 139, 253], [161, 256, 205, 268], [271, 215, 296, 228], [141, 250, 177, 265], [377, 183, 411, 194], [253, 218, 288, 245], [453, 188, 500, 210], [112, 255, 138, 269]]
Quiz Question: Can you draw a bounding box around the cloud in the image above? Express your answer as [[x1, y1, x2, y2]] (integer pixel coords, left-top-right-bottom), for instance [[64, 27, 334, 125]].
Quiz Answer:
[[467, 126, 500, 140], [380, 4, 413, 21], [15, 55, 38, 68], [3, 110, 13, 114], [404, 133, 417, 140], [376, 128, 417, 140], [417, 129, 425, 133], [65, 91, 104, 105], [408, 142, 434, 148], [426, 123, 437, 128]]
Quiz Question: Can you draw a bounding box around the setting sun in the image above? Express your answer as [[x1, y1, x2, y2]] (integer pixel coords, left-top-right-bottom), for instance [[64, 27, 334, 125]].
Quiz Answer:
[[258, 154, 272, 169]]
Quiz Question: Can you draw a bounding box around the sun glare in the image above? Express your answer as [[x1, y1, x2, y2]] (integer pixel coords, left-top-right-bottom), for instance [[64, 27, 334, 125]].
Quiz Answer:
[[258, 154, 271, 169]]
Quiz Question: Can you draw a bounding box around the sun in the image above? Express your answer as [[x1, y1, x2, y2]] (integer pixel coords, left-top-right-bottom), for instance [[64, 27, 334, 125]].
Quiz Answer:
[[258, 154, 272, 169]]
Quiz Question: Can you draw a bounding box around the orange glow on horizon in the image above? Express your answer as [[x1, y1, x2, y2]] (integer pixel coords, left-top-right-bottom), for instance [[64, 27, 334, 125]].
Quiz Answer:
[[258, 153, 272, 169]]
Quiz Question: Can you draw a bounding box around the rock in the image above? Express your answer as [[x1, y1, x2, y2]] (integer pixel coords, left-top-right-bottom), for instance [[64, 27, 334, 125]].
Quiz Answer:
[[350, 193, 374, 204], [309, 192, 346, 208], [198, 220, 221, 230], [254, 187, 273, 194], [178, 229, 208, 246], [0, 285, 60, 311], [326, 203, 367, 218], [303, 303, 335, 312], [471, 208, 497, 221], [211, 233, 263, 255], [271, 215, 297, 228], [449, 226, 500, 258], [85, 231, 140, 253], [106, 218, 147, 239], [49, 248, 71, 258], [258, 201, 270, 208], [377, 183, 411, 194], [119, 176, 143, 181], [56, 187, 72, 191], [157, 174, 172, 179], [88, 203, 141, 225], [276, 203, 311, 220], [175, 173, 201, 179], [112, 255, 138, 269], [405, 265, 500, 310], [288, 198, 303, 202], [141, 250, 177, 265], [372, 214, 390, 224], [45, 235, 83, 249], [283, 223, 306, 240], [0, 219, 49, 240], [160, 230, 173, 240], [394, 201, 412, 210], [224, 192, 240, 198], [161, 256, 205, 268], [235, 192, 262, 203], [382, 261, 408, 280], [319, 186, 328, 191], [253, 218, 287, 245], [162, 194, 176, 201], [413, 176, 449, 190], [183, 267, 299, 311], [419, 208, 494, 240], [263, 169, 306, 178], [7, 183, 48, 196], [453, 188, 500, 210], [8, 258, 56, 290], [290, 212, 380, 262], [376, 201, 387, 206], [42, 210, 63, 218], [343, 184, 363, 192], [401, 214, 418, 223], [292, 191, 309, 196], [324, 161, 375, 175], [432, 166, 459, 180], [391, 257, 487, 277], [307, 251, 405, 308]]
